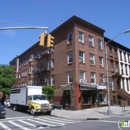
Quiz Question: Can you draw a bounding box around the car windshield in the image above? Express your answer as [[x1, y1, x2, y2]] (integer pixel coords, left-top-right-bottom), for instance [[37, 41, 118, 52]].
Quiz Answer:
[[33, 95, 46, 100]]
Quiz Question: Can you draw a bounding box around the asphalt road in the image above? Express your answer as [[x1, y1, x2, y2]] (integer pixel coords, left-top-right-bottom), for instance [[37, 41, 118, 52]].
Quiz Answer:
[[1, 107, 130, 130]]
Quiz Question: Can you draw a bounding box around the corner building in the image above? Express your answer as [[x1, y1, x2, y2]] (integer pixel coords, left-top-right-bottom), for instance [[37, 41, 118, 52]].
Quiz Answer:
[[10, 16, 110, 110]]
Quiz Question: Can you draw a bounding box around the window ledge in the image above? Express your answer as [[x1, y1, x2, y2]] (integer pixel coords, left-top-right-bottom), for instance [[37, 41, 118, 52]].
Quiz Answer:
[[100, 65, 104, 68], [79, 62, 85, 64], [68, 62, 73, 65], [67, 42, 72, 45], [89, 45, 94, 48], [90, 64, 95, 66], [78, 41, 84, 44]]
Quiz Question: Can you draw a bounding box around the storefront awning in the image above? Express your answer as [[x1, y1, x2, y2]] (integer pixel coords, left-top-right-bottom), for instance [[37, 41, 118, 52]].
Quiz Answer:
[[60, 83, 73, 90], [80, 83, 107, 90], [80, 83, 97, 90]]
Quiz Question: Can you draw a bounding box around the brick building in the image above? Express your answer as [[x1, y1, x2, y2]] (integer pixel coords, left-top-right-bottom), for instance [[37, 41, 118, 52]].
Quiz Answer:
[[10, 15, 130, 110], [105, 37, 130, 106]]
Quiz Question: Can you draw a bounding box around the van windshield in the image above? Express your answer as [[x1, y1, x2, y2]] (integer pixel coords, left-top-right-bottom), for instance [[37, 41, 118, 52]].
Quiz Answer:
[[33, 95, 46, 100]]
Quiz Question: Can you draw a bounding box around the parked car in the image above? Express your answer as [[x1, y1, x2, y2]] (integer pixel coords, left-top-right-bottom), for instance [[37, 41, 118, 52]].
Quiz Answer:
[[0, 103, 6, 118], [4, 99, 11, 108]]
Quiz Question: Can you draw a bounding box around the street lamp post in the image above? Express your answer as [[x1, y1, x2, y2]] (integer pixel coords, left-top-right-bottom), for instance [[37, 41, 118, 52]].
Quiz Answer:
[[106, 29, 130, 115]]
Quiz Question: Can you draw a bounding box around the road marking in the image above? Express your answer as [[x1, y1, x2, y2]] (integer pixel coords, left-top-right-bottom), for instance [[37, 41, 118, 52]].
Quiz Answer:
[[8, 121, 31, 130], [36, 118, 65, 126], [5, 116, 32, 120], [41, 117, 75, 123], [18, 119, 36, 127], [27, 119, 56, 127], [96, 120, 118, 124], [0, 122, 12, 130]]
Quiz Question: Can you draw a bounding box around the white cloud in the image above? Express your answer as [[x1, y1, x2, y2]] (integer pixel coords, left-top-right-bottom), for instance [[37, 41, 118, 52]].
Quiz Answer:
[[0, 30, 16, 37]]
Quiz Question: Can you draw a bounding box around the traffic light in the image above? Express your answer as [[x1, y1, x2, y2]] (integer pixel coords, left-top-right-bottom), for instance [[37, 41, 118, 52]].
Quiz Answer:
[[46, 34, 54, 48], [39, 33, 45, 46]]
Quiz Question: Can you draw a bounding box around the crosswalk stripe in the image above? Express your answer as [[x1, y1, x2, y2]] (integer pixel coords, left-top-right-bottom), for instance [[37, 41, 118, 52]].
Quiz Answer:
[[47, 116, 79, 122], [40, 117, 75, 123], [27, 119, 57, 127], [0, 122, 12, 130], [18, 120, 36, 127], [36, 118, 65, 126], [8, 121, 31, 130]]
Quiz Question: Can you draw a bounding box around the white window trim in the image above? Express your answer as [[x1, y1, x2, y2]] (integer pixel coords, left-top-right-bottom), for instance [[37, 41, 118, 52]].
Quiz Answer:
[[98, 39, 102, 50], [78, 31, 84, 43], [79, 51, 85, 63], [99, 57, 103, 67], [67, 51, 73, 63], [91, 72, 96, 84], [80, 71, 86, 80], [51, 75, 55, 85], [90, 54, 95, 65], [67, 32, 72, 44], [89, 35, 94, 47], [68, 71, 73, 83]]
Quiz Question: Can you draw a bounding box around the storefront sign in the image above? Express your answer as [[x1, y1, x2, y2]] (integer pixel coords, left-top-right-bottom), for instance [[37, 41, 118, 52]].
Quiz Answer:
[[60, 84, 73, 90], [97, 85, 107, 90]]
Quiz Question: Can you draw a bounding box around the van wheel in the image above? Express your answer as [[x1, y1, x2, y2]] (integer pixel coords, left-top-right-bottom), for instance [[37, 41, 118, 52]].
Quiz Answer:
[[13, 105, 17, 111], [30, 107, 35, 115]]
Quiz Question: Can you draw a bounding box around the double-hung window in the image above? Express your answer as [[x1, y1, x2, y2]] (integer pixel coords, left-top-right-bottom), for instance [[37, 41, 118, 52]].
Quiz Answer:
[[99, 56, 103, 67], [116, 62, 119, 72], [67, 51, 73, 63], [125, 65, 128, 75], [109, 47, 112, 56], [100, 74, 104, 84], [68, 71, 73, 83], [67, 32, 72, 44], [98, 39, 102, 50], [126, 78, 129, 91], [79, 51, 85, 63], [110, 60, 114, 71], [51, 75, 55, 85], [80, 71, 85, 80], [51, 59, 54, 69], [78, 31, 84, 43], [120, 51, 123, 60], [91, 72, 96, 83], [121, 63, 124, 75], [89, 35, 94, 47], [111, 77, 115, 90], [90, 54, 95, 65]]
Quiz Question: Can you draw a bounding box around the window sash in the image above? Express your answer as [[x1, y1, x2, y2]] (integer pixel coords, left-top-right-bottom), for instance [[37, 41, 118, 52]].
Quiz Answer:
[[98, 39, 102, 50], [68, 71, 73, 83], [99, 57, 103, 66], [90, 54, 95, 65], [91, 72, 95, 83], [68, 51, 73, 63], [89, 36, 94, 47], [78, 32, 84, 43], [67, 33, 72, 43], [80, 71, 85, 79], [100, 74, 104, 83]]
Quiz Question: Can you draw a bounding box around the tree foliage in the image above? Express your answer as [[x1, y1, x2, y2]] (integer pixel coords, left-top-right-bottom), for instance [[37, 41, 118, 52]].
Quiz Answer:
[[42, 85, 56, 100], [0, 65, 17, 94]]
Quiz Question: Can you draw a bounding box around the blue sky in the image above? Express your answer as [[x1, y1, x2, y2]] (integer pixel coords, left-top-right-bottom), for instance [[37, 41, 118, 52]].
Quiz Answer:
[[0, 0, 130, 64]]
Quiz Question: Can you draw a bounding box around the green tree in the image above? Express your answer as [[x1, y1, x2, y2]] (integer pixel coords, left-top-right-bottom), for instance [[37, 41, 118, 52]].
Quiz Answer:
[[0, 65, 17, 94], [42, 85, 56, 100]]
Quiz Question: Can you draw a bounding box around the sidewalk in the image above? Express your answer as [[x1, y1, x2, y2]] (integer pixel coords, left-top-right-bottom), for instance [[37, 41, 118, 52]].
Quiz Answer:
[[51, 106, 130, 120]]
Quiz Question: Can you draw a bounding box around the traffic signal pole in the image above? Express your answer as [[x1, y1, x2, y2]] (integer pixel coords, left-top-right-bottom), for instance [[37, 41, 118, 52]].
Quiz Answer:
[[0, 26, 54, 48], [0, 26, 48, 31]]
